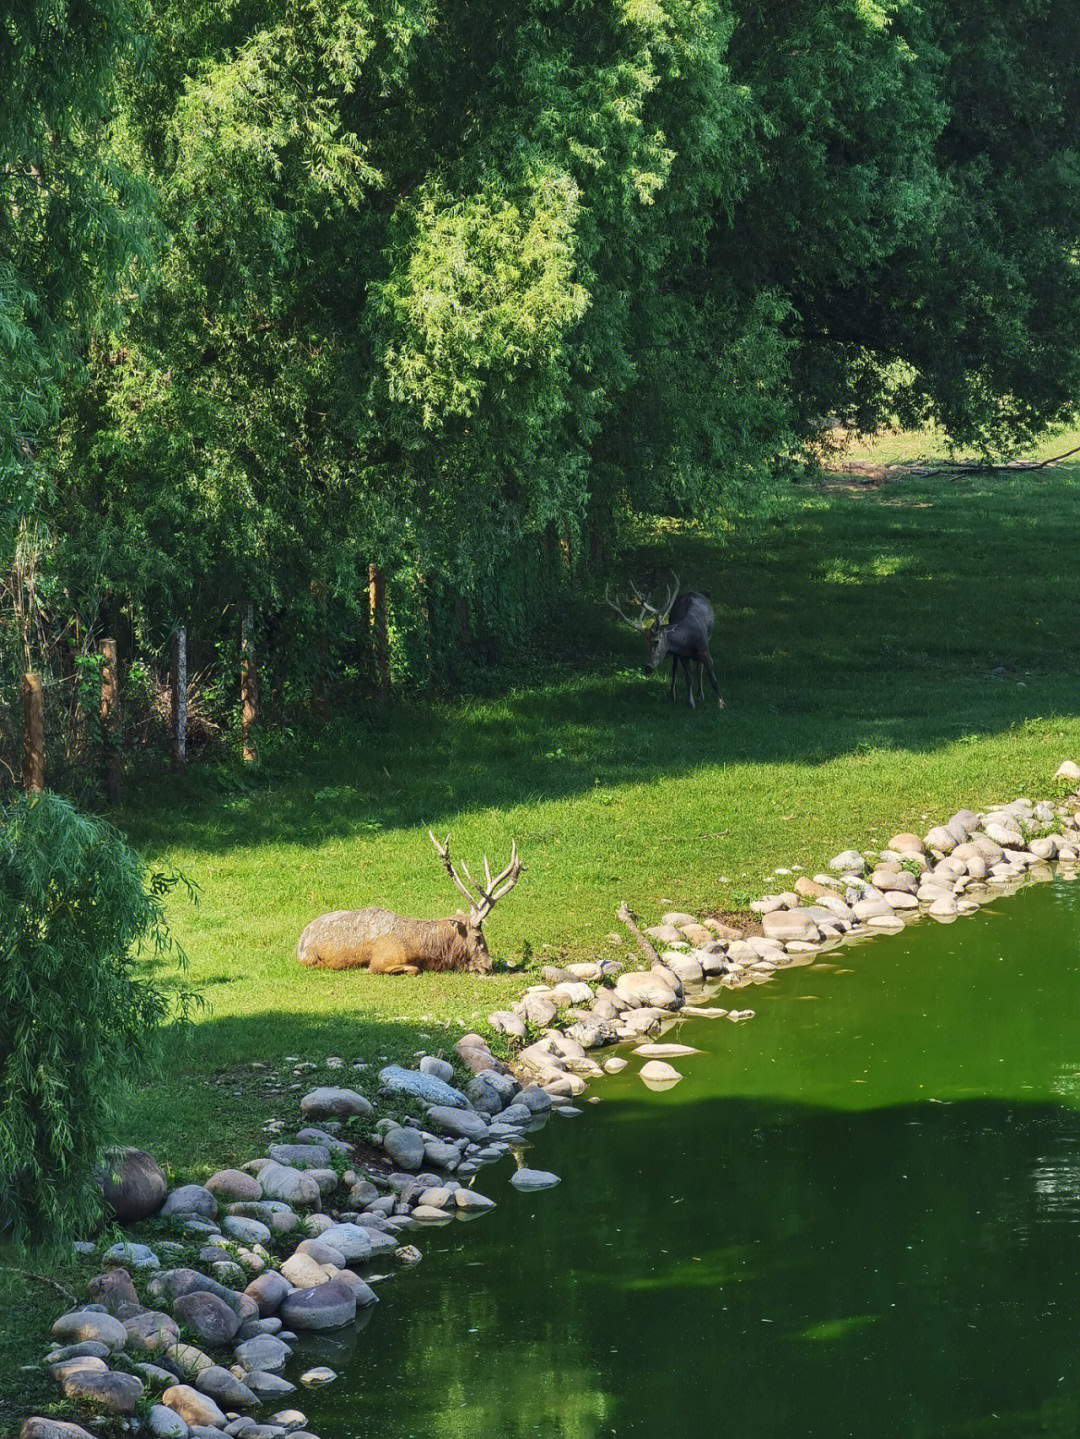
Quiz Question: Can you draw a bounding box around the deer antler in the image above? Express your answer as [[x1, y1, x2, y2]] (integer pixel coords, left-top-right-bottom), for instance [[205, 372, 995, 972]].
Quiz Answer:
[[657, 573, 680, 624], [429, 831, 481, 911], [428, 832, 524, 924], [605, 584, 654, 632]]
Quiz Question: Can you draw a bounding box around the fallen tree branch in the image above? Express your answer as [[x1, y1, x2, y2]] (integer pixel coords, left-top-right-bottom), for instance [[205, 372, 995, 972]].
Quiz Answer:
[[0, 1265, 78, 1302], [908, 443, 1080, 478], [617, 901, 660, 967]]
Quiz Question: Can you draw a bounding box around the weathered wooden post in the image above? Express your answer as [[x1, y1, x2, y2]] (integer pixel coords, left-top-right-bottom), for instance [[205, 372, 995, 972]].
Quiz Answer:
[[170, 626, 187, 772], [369, 563, 388, 708], [241, 603, 258, 763], [22, 672, 44, 792], [100, 638, 120, 804]]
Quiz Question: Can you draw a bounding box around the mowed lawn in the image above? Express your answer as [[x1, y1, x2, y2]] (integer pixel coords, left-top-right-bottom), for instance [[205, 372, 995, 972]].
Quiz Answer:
[[107, 452, 1080, 1174]]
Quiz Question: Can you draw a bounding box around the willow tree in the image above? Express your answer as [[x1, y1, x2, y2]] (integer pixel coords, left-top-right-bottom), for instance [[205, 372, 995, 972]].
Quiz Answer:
[[0, 793, 192, 1247]]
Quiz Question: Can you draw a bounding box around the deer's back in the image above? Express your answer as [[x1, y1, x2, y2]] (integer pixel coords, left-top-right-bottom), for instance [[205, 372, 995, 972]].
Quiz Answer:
[[297, 907, 462, 970]]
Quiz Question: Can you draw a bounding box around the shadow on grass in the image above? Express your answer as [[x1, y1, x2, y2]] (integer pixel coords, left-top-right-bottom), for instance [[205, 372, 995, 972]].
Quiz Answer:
[[123, 470, 1080, 857]]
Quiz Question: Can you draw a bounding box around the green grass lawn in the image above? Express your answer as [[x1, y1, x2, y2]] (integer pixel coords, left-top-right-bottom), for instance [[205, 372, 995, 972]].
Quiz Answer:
[[114, 452, 1080, 1168], [6, 450, 1080, 1430]]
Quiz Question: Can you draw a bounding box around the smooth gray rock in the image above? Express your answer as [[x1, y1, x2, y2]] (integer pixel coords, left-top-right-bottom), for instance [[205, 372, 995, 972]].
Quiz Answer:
[[423, 1140, 461, 1170], [487, 1009, 527, 1041], [174, 1290, 242, 1346], [382, 1126, 426, 1171], [206, 1168, 263, 1202], [51, 1310, 126, 1352], [268, 1143, 331, 1169], [161, 1185, 218, 1220], [122, 1309, 181, 1353], [243, 1372, 297, 1399], [242, 1271, 291, 1319], [419, 1056, 455, 1083], [299, 1087, 373, 1120], [425, 1105, 489, 1141], [223, 1215, 273, 1246], [195, 1365, 262, 1409], [377, 1065, 471, 1108], [235, 1335, 292, 1373], [162, 1386, 227, 1428], [314, 1223, 372, 1262], [279, 1279, 357, 1332], [509, 1169, 560, 1191], [148, 1405, 189, 1439], [20, 1421, 97, 1439], [59, 1368, 143, 1414], [257, 1161, 322, 1209]]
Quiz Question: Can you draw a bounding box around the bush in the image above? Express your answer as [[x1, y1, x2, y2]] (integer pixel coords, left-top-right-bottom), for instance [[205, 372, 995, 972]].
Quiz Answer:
[[0, 792, 195, 1248]]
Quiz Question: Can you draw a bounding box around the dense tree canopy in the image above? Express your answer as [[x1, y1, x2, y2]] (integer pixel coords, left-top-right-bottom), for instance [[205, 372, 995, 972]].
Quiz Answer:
[[3, 0, 1079, 739]]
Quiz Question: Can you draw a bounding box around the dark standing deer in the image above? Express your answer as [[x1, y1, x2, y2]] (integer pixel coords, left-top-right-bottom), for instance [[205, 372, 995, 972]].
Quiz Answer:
[[296, 833, 522, 973], [606, 575, 725, 709]]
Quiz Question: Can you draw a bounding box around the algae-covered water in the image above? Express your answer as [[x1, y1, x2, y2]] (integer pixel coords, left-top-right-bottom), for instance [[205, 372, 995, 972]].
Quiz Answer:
[[297, 878, 1080, 1438]]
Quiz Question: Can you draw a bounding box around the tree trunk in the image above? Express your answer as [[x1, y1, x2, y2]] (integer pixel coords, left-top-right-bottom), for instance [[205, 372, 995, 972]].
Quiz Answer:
[[21, 672, 44, 792], [100, 638, 120, 805], [369, 563, 388, 708], [170, 626, 187, 772], [241, 603, 258, 763]]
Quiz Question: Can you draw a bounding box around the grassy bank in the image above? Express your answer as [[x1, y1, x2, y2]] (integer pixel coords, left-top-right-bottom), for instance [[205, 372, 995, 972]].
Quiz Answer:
[[116, 448, 1080, 1166], [5, 449, 1080, 1426]]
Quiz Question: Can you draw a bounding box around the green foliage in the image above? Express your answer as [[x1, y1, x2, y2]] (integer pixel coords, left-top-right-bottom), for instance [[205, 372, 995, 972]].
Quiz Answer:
[[0, 1, 151, 542], [5, 0, 1080, 742], [0, 792, 194, 1248]]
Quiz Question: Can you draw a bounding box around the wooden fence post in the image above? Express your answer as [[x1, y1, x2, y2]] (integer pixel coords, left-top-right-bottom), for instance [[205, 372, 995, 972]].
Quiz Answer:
[[241, 603, 258, 763], [170, 626, 187, 772], [22, 672, 44, 792], [100, 638, 120, 805], [369, 563, 388, 708]]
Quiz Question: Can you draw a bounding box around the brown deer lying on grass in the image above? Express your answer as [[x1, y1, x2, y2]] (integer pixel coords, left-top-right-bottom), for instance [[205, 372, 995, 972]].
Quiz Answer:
[[296, 833, 523, 974]]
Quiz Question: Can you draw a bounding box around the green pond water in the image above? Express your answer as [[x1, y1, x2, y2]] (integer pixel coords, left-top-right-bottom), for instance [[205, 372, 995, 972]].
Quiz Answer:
[[296, 877, 1080, 1439]]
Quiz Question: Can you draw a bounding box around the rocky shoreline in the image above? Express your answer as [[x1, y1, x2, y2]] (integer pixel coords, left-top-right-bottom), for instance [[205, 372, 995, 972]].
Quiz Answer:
[[20, 763, 1080, 1439]]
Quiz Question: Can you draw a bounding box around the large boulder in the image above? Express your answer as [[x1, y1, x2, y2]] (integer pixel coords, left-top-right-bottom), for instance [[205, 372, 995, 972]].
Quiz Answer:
[[122, 1309, 181, 1353], [299, 1087, 373, 1120], [613, 968, 683, 1010], [59, 1369, 143, 1415], [206, 1169, 262, 1203], [244, 1271, 292, 1317], [761, 910, 821, 944], [382, 1126, 425, 1171], [234, 1335, 291, 1374], [51, 1311, 126, 1353], [162, 1386, 227, 1429], [20, 1422, 97, 1439], [97, 1147, 167, 1223], [425, 1106, 489, 1141], [257, 1161, 322, 1209], [194, 1366, 262, 1409], [87, 1268, 139, 1315], [279, 1278, 358, 1332], [160, 1185, 218, 1221], [315, 1223, 373, 1262], [173, 1291, 241, 1347], [377, 1065, 471, 1108]]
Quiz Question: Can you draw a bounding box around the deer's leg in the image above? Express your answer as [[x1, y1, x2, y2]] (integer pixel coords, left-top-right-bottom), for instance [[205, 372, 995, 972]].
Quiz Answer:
[[702, 649, 725, 709], [369, 936, 419, 975], [669, 654, 679, 702], [685, 657, 695, 708]]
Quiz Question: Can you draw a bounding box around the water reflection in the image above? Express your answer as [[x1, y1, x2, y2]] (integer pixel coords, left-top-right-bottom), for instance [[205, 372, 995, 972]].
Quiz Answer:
[[298, 880, 1080, 1439]]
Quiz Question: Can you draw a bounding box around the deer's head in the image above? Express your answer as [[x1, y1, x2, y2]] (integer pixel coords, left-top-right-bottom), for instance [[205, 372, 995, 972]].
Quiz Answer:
[[605, 575, 681, 672], [429, 833, 523, 973]]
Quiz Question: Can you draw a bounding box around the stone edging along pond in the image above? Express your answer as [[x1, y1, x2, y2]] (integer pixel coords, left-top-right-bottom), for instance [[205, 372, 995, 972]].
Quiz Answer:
[[22, 763, 1080, 1439]]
